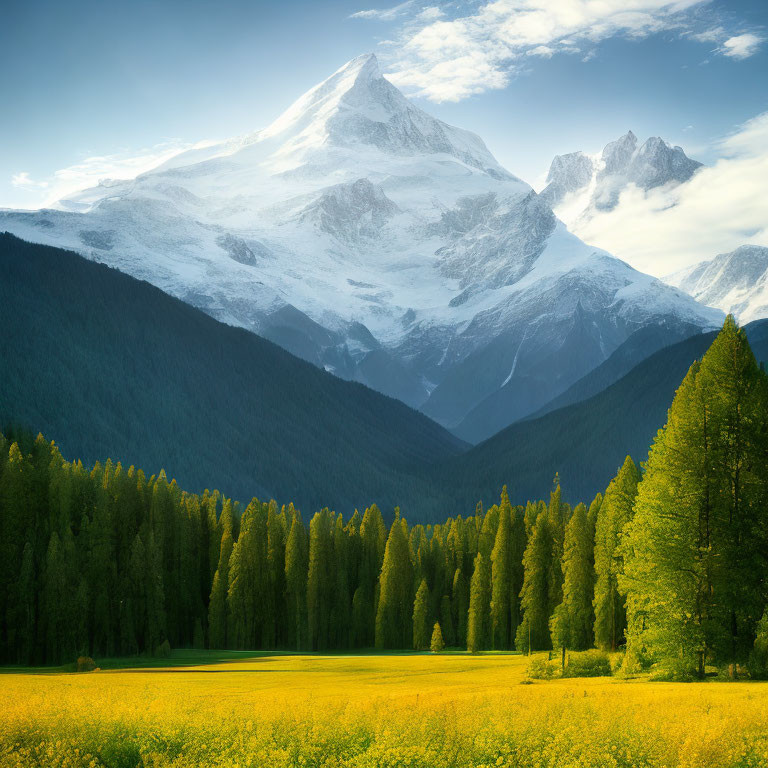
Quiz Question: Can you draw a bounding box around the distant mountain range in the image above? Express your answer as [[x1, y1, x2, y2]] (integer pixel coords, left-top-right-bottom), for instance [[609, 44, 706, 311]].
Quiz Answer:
[[540, 129, 703, 221], [537, 133, 768, 328], [0, 54, 721, 445], [666, 245, 768, 324], [3, 234, 763, 521]]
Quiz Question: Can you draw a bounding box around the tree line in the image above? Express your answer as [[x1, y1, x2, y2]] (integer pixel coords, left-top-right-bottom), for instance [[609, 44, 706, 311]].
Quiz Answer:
[[1, 317, 767, 679]]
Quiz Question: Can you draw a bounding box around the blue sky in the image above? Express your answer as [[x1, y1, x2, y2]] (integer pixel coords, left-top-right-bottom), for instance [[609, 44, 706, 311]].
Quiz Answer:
[[1, 0, 766, 209]]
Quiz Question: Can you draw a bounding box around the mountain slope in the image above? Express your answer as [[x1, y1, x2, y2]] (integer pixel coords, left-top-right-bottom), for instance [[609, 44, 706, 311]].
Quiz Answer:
[[431, 319, 768, 507], [0, 55, 721, 441], [525, 322, 698, 420], [666, 245, 768, 323], [451, 315, 704, 443], [0, 234, 464, 515]]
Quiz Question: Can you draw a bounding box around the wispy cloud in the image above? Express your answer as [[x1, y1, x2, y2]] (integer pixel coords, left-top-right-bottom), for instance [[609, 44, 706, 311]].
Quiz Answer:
[[8, 140, 203, 209], [571, 112, 768, 276], [11, 172, 49, 190], [349, 1, 414, 21], [352, 1, 764, 102]]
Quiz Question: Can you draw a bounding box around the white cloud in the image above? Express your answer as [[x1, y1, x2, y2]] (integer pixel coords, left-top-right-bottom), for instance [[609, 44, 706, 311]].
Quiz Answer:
[[416, 6, 443, 21], [349, 1, 414, 21], [375, 0, 713, 101], [569, 112, 768, 277], [8, 140, 203, 209], [719, 33, 764, 60], [527, 45, 555, 58], [357, 0, 763, 102], [688, 27, 764, 59], [689, 26, 725, 43], [11, 172, 49, 190]]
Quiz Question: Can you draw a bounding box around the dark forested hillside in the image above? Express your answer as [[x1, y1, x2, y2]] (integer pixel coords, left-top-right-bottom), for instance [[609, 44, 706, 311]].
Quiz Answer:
[[4, 233, 767, 521], [0, 234, 463, 516], [430, 320, 768, 507]]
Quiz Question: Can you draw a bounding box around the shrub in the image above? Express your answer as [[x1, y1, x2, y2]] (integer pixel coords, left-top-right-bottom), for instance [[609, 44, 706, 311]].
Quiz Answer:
[[648, 658, 697, 682], [76, 656, 96, 672], [749, 609, 768, 679], [563, 650, 611, 678], [619, 644, 650, 677], [153, 640, 172, 658], [527, 656, 559, 680]]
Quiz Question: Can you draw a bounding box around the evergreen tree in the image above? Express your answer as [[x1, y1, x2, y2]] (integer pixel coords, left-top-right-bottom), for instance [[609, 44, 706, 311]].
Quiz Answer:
[[42, 533, 67, 663], [284, 512, 307, 651], [509, 506, 527, 646], [358, 505, 386, 647], [452, 568, 468, 649], [593, 456, 640, 651], [375, 514, 413, 649], [430, 622, 445, 653], [0, 443, 31, 660], [467, 552, 491, 653], [307, 508, 334, 651], [516, 512, 553, 652], [206, 499, 233, 648], [330, 513, 352, 649], [550, 503, 593, 652], [227, 500, 269, 649], [622, 318, 768, 677], [412, 579, 430, 650], [490, 498, 513, 649], [13, 542, 35, 664], [547, 476, 565, 617], [265, 502, 285, 648], [439, 594, 454, 647]]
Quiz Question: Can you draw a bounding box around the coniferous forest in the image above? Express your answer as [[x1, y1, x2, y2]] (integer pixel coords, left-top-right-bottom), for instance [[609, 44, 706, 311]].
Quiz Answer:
[[1, 317, 767, 680]]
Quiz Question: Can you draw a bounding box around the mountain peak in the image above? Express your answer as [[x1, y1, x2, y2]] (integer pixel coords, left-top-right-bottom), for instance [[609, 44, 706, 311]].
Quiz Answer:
[[600, 131, 638, 177], [253, 52, 507, 174], [257, 52, 406, 147], [540, 129, 701, 215], [336, 53, 381, 81]]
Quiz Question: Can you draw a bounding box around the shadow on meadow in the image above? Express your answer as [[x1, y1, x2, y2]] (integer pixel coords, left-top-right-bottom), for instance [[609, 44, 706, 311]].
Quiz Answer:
[[0, 647, 521, 675]]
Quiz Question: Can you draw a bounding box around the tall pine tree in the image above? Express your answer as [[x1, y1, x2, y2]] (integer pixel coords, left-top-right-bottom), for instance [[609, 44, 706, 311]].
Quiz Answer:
[[593, 456, 640, 651]]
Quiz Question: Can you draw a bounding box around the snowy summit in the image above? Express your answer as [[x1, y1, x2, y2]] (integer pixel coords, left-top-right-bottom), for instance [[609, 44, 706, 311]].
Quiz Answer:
[[0, 54, 722, 442]]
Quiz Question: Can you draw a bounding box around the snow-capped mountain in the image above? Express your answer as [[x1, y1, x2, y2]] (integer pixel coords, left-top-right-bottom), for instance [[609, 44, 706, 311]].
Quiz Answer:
[[0, 54, 722, 441], [666, 245, 768, 324], [541, 130, 702, 224]]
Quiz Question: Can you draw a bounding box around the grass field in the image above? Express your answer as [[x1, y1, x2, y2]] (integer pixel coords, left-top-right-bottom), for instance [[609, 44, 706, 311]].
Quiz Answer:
[[2, 651, 768, 767]]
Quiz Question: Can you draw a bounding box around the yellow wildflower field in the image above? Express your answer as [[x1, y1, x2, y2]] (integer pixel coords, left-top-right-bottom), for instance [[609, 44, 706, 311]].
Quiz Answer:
[[1, 651, 767, 767]]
